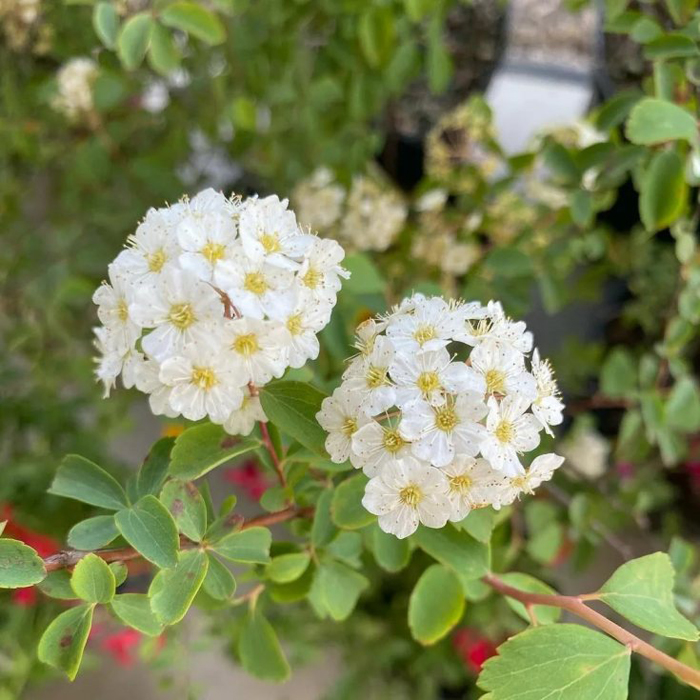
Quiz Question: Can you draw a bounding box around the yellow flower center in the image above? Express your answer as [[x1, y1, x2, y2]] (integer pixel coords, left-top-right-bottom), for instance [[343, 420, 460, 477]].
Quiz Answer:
[[366, 365, 388, 389], [260, 232, 281, 254], [399, 485, 422, 508], [244, 272, 268, 295], [168, 303, 196, 330], [302, 267, 322, 289], [382, 428, 405, 453], [435, 406, 459, 432], [147, 248, 167, 272], [449, 474, 472, 493], [485, 369, 506, 394], [117, 299, 129, 322], [191, 366, 217, 391], [286, 313, 303, 336], [233, 333, 259, 356], [417, 371, 440, 394], [201, 241, 226, 263], [341, 417, 358, 437], [495, 420, 514, 443], [414, 324, 436, 346], [467, 319, 493, 338], [511, 475, 527, 489]]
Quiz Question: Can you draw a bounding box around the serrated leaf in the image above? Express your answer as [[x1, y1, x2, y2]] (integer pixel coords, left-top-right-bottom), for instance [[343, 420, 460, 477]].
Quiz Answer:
[[117, 12, 153, 70], [149, 549, 208, 625], [136, 437, 174, 499], [38, 604, 94, 681], [202, 554, 236, 600], [50, 454, 128, 511], [148, 23, 180, 75], [0, 539, 46, 588], [640, 149, 687, 232], [160, 479, 207, 542], [316, 559, 369, 621], [70, 553, 115, 604], [238, 610, 290, 682], [93, 1, 119, 49], [371, 525, 411, 572], [626, 98, 698, 145], [413, 525, 490, 581], [598, 552, 699, 640], [331, 473, 375, 529], [67, 515, 118, 550], [498, 573, 562, 625], [169, 423, 258, 480], [478, 624, 630, 700], [211, 526, 271, 564], [259, 382, 328, 455], [266, 552, 310, 583], [111, 593, 164, 636], [115, 495, 179, 569], [408, 564, 465, 645], [160, 1, 225, 45]]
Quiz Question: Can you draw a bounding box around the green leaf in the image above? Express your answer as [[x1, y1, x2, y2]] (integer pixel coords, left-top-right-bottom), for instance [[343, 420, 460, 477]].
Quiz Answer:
[[160, 479, 207, 542], [259, 382, 328, 456], [427, 35, 453, 93], [600, 348, 637, 397], [571, 190, 593, 227], [67, 515, 118, 550], [148, 23, 180, 75], [238, 610, 291, 682], [111, 593, 164, 636], [38, 605, 94, 681], [343, 254, 385, 294], [626, 98, 698, 145], [598, 552, 699, 640], [311, 489, 337, 547], [266, 552, 311, 583], [149, 549, 208, 625], [331, 473, 375, 529], [136, 437, 174, 499], [639, 149, 687, 232], [202, 554, 236, 600], [413, 525, 490, 581], [115, 495, 179, 569], [498, 573, 562, 625], [211, 527, 271, 564], [50, 454, 128, 511], [316, 560, 369, 621], [372, 525, 411, 572], [645, 34, 700, 59], [478, 624, 630, 700], [93, 2, 119, 49], [408, 564, 465, 645], [459, 508, 499, 544], [38, 571, 76, 600], [70, 553, 115, 604], [110, 561, 128, 587], [358, 7, 396, 68], [169, 423, 258, 480], [0, 539, 46, 588], [160, 1, 225, 45], [666, 377, 700, 432], [117, 12, 153, 71]]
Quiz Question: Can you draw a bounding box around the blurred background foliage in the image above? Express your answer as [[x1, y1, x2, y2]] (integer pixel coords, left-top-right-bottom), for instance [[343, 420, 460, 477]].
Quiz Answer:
[[3, 0, 700, 697]]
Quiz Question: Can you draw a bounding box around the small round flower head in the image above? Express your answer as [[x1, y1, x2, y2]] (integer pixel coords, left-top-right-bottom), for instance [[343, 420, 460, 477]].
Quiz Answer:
[[52, 57, 98, 121], [320, 293, 565, 538], [93, 189, 348, 433]]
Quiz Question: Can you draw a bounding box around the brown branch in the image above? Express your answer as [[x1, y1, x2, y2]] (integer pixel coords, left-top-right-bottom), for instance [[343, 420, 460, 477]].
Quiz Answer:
[[566, 394, 633, 415], [484, 573, 700, 690], [43, 506, 313, 573], [259, 420, 287, 487]]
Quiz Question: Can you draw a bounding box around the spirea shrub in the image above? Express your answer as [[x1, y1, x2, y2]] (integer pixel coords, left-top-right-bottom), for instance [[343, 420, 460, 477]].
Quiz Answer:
[[318, 294, 564, 538], [92, 188, 348, 435]]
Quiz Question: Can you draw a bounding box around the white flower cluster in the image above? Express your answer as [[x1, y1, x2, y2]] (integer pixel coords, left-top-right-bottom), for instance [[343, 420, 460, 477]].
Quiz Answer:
[[52, 57, 98, 121], [93, 188, 348, 435], [317, 294, 565, 539]]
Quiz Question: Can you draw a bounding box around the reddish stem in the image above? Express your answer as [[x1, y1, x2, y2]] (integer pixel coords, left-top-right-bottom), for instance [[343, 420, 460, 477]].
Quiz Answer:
[[259, 421, 286, 487]]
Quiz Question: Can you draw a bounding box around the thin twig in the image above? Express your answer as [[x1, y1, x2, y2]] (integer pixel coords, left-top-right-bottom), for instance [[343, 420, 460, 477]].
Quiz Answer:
[[259, 420, 287, 487]]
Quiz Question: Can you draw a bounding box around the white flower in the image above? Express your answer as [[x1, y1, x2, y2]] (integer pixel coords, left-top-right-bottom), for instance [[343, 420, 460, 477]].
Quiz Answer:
[[470, 340, 536, 401], [239, 195, 313, 270], [362, 458, 450, 539], [530, 348, 564, 436], [562, 427, 609, 479], [297, 237, 349, 303], [129, 269, 221, 362], [415, 189, 448, 213], [480, 396, 542, 476], [389, 348, 485, 407], [221, 317, 287, 385], [495, 453, 564, 508], [292, 168, 346, 232], [341, 335, 396, 415], [454, 300, 532, 353], [316, 388, 372, 464], [133, 358, 178, 418], [92, 265, 141, 354], [443, 456, 508, 521], [52, 57, 98, 120], [223, 392, 267, 436], [399, 393, 488, 468], [214, 255, 294, 320], [351, 419, 413, 477], [159, 345, 245, 423], [386, 296, 458, 354]]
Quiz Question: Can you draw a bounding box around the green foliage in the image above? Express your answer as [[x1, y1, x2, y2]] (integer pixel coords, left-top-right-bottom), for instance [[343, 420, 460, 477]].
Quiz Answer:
[[117, 12, 153, 70], [371, 525, 412, 572], [639, 150, 687, 232], [111, 593, 164, 637], [67, 515, 118, 550], [202, 555, 237, 600], [50, 455, 128, 511], [312, 559, 369, 621], [136, 437, 175, 500], [211, 527, 272, 564], [498, 573, 561, 625], [160, 2, 225, 46], [160, 479, 208, 542], [70, 553, 115, 604], [37, 605, 94, 681], [0, 539, 46, 589], [238, 610, 291, 683], [626, 98, 698, 144], [413, 526, 490, 582], [266, 553, 311, 584], [331, 474, 375, 529]]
